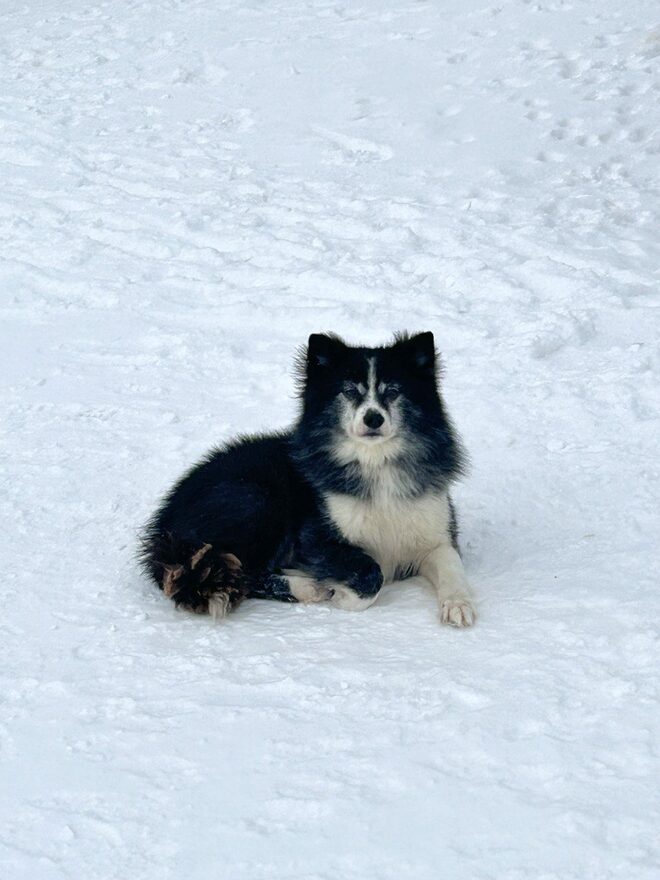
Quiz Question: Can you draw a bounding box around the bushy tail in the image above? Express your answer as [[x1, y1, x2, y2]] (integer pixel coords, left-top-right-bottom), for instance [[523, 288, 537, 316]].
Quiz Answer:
[[141, 532, 249, 619]]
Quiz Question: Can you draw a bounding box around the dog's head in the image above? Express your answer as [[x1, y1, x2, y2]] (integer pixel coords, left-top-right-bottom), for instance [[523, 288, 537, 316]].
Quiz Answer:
[[297, 332, 442, 452]]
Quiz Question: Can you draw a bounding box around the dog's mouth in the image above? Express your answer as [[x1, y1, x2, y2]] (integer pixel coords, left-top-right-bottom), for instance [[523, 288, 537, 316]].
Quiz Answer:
[[353, 428, 391, 442]]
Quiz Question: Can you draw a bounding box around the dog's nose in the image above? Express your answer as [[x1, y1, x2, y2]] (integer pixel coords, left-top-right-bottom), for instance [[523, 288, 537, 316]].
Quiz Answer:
[[363, 409, 384, 430]]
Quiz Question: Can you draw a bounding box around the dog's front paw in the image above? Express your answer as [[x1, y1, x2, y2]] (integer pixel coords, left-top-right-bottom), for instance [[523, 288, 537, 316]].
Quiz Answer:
[[440, 597, 476, 627], [286, 575, 334, 604], [329, 583, 380, 611], [329, 565, 383, 611]]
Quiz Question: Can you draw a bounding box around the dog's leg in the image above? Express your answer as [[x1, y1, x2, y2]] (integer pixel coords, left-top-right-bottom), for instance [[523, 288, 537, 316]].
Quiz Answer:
[[326, 581, 381, 611], [282, 570, 335, 604], [419, 543, 476, 627], [248, 570, 333, 604], [294, 519, 384, 611], [251, 569, 377, 610]]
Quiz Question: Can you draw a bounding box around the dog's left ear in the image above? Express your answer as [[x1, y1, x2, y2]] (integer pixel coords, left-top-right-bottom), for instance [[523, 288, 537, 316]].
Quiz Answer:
[[397, 331, 436, 374]]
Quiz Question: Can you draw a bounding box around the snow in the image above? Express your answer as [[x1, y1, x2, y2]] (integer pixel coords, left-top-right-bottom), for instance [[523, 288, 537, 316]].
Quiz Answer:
[[1, 0, 659, 877]]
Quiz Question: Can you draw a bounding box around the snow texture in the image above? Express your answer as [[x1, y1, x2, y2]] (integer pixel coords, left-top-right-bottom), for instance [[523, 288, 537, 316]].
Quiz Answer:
[[1, 1, 659, 878]]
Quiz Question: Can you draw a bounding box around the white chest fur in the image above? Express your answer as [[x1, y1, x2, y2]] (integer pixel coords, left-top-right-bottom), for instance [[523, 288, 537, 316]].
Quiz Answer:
[[325, 486, 452, 583]]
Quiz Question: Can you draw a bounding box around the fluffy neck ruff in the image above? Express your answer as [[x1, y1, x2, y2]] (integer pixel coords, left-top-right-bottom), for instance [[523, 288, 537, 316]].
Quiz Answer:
[[290, 419, 463, 502]]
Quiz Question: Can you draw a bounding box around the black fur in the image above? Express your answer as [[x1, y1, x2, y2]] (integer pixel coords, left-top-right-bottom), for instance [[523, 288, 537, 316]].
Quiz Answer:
[[291, 331, 464, 498], [140, 331, 465, 615]]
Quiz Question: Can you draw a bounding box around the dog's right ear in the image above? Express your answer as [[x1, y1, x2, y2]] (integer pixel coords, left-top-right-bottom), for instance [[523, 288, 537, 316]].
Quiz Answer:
[[306, 333, 347, 369], [294, 333, 347, 393]]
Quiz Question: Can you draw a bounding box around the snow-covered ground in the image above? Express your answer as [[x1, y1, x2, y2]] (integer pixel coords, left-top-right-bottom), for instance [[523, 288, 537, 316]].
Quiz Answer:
[[1, 0, 659, 877]]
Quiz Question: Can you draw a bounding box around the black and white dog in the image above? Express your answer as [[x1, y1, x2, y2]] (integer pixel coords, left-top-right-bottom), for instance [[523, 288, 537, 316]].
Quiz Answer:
[[141, 332, 476, 626]]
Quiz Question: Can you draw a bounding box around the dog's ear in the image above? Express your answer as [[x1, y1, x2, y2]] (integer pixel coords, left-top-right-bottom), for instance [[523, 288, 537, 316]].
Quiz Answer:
[[307, 333, 347, 369], [395, 331, 436, 374]]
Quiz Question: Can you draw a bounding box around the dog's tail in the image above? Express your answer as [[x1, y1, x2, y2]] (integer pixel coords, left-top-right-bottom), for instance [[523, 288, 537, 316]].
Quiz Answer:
[[140, 531, 250, 619]]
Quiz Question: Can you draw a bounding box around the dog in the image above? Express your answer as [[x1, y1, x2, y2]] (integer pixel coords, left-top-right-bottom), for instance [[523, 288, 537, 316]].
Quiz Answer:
[[140, 331, 476, 626]]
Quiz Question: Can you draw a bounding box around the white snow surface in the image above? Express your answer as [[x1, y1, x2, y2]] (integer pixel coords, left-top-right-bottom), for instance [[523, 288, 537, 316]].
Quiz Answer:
[[1, 1, 659, 878]]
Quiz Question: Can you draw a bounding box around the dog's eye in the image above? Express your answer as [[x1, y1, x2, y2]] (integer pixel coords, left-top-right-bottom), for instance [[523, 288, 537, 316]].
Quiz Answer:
[[383, 386, 400, 403], [342, 385, 361, 402]]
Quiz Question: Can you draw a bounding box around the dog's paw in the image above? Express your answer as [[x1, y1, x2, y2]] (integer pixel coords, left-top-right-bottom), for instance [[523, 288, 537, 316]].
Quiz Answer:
[[330, 583, 380, 611], [440, 597, 476, 627], [285, 575, 334, 604]]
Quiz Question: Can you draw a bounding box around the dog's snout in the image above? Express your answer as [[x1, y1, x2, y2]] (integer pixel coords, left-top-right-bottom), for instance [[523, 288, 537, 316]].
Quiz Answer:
[[363, 409, 384, 430]]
